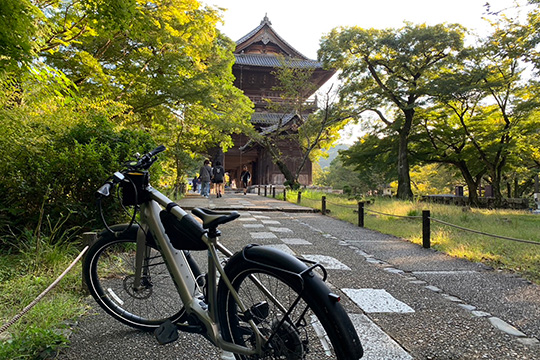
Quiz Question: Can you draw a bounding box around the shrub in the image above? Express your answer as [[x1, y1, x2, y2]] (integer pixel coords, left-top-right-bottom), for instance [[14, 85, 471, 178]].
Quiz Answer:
[[0, 97, 156, 248]]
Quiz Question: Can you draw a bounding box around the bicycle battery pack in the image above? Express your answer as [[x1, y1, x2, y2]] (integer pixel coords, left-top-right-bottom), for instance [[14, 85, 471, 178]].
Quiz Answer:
[[160, 211, 208, 251]]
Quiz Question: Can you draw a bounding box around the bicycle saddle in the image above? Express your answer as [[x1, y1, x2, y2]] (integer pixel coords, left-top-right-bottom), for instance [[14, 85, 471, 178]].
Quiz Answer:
[[192, 208, 240, 229]]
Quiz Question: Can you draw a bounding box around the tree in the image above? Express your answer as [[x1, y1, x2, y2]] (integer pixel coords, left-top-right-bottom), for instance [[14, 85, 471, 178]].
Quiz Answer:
[[417, 13, 538, 206], [40, 0, 253, 187], [319, 23, 465, 199]]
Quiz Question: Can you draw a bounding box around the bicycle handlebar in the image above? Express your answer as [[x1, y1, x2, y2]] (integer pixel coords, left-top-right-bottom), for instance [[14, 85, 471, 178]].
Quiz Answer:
[[95, 145, 166, 199]]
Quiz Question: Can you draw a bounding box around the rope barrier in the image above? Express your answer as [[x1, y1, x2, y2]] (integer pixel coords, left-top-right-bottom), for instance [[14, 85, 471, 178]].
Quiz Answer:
[[325, 200, 357, 209], [287, 193, 539, 246], [430, 218, 540, 246], [0, 245, 89, 334], [364, 207, 423, 219]]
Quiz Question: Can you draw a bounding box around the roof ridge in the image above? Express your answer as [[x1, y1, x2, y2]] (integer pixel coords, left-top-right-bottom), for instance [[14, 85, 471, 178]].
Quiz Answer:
[[235, 15, 309, 60]]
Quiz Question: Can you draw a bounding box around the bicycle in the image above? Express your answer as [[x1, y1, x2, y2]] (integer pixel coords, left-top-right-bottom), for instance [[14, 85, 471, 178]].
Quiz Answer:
[[83, 145, 363, 359]]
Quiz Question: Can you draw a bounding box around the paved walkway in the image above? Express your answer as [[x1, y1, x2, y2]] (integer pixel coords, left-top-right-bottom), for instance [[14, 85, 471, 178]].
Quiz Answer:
[[59, 192, 540, 359]]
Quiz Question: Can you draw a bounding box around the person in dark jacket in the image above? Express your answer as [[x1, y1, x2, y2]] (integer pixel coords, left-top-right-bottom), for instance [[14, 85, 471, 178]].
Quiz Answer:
[[199, 160, 212, 198], [240, 165, 251, 195], [212, 161, 225, 198]]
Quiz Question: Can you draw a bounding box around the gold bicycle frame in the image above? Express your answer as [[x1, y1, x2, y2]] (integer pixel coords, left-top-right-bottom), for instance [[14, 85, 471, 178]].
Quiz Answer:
[[133, 186, 266, 356]]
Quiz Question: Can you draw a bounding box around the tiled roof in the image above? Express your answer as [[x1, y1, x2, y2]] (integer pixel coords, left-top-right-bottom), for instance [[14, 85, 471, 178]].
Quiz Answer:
[[252, 112, 296, 126], [234, 54, 323, 68], [240, 112, 299, 151], [235, 15, 308, 60]]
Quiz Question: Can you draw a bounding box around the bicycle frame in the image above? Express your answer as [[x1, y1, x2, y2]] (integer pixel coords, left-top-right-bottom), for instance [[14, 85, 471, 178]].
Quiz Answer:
[[135, 186, 265, 356]]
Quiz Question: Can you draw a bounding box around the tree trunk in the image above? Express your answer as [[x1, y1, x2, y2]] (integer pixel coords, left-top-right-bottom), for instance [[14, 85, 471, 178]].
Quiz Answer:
[[455, 161, 480, 206], [396, 112, 414, 200], [275, 159, 297, 187]]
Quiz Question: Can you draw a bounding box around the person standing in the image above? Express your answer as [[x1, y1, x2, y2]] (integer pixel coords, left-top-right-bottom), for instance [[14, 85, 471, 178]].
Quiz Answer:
[[199, 160, 212, 198], [240, 165, 251, 195], [212, 161, 225, 198]]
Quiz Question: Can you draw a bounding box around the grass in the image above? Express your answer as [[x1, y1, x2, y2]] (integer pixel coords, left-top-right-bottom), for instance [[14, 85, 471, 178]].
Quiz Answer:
[[0, 238, 88, 359], [280, 190, 540, 284]]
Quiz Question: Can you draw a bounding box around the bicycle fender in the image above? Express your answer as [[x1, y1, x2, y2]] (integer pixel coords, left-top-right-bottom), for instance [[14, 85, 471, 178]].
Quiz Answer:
[[223, 244, 364, 359]]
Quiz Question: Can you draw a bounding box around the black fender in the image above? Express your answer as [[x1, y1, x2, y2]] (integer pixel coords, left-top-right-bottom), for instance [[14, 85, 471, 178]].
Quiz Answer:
[[224, 244, 318, 291], [219, 244, 364, 359]]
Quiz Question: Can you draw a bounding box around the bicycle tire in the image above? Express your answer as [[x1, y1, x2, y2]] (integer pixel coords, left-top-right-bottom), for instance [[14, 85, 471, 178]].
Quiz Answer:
[[217, 247, 363, 359], [83, 232, 186, 331]]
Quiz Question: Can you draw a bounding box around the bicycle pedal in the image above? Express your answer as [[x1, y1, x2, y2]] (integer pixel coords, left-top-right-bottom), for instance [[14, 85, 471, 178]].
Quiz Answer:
[[154, 319, 179, 345]]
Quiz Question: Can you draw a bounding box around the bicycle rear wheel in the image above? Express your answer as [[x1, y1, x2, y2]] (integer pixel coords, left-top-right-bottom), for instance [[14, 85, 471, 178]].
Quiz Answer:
[[84, 234, 185, 331], [217, 247, 363, 359]]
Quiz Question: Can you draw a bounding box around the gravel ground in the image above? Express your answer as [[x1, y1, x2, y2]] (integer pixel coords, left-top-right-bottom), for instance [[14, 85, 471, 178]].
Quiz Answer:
[[57, 193, 540, 359]]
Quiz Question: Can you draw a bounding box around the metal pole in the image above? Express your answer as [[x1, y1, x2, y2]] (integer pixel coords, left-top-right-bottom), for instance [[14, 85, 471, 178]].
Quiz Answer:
[[358, 202, 364, 227], [422, 210, 431, 249]]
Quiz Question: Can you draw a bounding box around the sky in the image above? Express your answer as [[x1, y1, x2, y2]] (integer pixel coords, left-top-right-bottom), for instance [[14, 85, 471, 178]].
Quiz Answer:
[[203, 0, 529, 144], [206, 0, 528, 60]]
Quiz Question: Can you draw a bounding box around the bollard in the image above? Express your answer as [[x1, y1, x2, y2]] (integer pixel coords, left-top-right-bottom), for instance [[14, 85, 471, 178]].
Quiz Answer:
[[272, 186, 276, 198], [264, 185, 267, 197], [358, 202, 364, 227], [297, 191, 302, 204], [82, 232, 97, 293], [283, 188, 287, 201], [422, 210, 431, 249], [258, 185, 261, 195], [322, 196, 327, 215]]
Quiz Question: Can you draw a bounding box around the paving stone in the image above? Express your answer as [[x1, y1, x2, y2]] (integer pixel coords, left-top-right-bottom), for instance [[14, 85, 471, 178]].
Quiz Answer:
[[471, 310, 492, 317], [344, 288, 415, 313], [458, 304, 477, 311], [488, 317, 526, 337]]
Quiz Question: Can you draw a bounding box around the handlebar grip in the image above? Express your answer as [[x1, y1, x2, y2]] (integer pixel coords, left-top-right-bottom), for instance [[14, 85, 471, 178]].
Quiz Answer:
[[148, 145, 166, 157]]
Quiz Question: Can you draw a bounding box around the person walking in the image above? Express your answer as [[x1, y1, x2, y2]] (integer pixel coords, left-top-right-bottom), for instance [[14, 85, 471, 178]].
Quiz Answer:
[[191, 176, 199, 193], [240, 165, 251, 195], [199, 160, 212, 198], [212, 161, 225, 198]]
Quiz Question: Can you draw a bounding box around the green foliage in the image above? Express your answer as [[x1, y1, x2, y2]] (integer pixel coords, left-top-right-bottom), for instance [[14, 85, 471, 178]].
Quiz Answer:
[[0, 239, 85, 359], [0, 0, 254, 246], [0, 0, 43, 71], [0, 77, 155, 243]]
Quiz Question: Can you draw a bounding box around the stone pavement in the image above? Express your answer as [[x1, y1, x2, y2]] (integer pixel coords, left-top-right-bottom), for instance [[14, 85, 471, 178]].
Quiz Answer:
[[58, 191, 540, 359]]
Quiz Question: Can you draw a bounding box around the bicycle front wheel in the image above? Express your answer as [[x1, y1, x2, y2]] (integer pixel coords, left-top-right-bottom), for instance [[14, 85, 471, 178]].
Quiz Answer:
[[217, 247, 363, 359], [84, 234, 185, 331]]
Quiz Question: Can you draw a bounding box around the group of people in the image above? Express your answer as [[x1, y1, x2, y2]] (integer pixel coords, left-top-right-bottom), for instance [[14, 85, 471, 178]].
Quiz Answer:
[[194, 161, 251, 198]]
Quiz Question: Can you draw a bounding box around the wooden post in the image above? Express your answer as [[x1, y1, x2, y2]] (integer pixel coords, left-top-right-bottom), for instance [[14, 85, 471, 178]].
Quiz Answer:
[[358, 202, 364, 227], [297, 191, 302, 204], [422, 210, 430, 249], [82, 232, 97, 294], [322, 196, 327, 215]]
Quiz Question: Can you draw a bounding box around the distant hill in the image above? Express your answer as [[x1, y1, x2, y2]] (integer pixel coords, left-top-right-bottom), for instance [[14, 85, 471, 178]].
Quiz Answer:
[[318, 144, 349, 169]]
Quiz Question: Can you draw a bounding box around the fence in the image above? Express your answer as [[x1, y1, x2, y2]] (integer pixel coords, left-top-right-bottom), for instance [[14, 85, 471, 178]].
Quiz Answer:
[[265, 190, 540, 250]]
